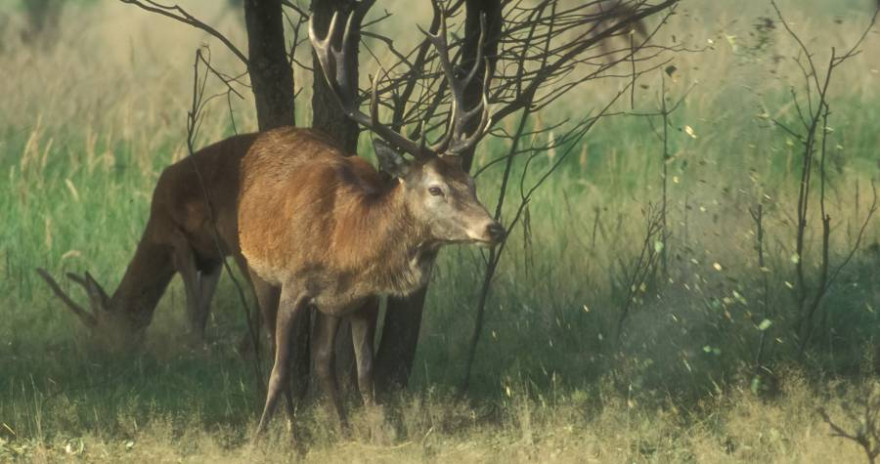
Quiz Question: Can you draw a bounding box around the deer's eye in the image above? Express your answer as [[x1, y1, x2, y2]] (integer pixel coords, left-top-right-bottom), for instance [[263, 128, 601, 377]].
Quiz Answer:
[[428, 186, 444, 197]]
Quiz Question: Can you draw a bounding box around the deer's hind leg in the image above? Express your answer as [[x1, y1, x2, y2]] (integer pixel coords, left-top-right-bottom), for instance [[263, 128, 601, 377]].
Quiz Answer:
[[234, 254, 264, 357], [313, 311, 347, 433]]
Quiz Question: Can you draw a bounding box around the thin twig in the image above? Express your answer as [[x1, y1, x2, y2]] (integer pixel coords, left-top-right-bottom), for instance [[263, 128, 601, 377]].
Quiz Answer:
[[120, 0, 248, 65]]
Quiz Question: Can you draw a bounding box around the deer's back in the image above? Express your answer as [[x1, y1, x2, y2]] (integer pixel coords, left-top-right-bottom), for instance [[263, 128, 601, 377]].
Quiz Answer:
[[238, 127, 389, 287], [149, 132, 259, 266]]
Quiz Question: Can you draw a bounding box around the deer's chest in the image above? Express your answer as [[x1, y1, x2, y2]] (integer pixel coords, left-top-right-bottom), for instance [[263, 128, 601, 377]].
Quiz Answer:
[[385, 247, 437, 296], [308, 246, 438, 315]]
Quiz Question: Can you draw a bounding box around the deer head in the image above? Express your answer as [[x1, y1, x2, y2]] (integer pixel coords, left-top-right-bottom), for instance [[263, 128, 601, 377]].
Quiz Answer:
[[373, 139, 504, 245], [309, 0, 504, 247], [36, 268, 143, 346]]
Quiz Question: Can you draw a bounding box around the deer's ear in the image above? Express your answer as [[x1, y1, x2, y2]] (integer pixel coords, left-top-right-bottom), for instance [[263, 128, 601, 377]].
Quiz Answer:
[[373, 139, 410, 178]]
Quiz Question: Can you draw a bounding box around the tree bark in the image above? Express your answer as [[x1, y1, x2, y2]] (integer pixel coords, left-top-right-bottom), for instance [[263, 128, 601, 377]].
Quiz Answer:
[[374, 0, 503, 393], [310, 0, 361, 153], [459, 0, 503, 170], [309, 0, 363, 393], [375, 287, 428, 393], [244, 0, 296, 130]]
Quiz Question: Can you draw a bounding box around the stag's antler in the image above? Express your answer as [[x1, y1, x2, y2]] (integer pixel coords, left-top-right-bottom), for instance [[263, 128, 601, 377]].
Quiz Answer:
[[36, 268, 110, 329], [422, 1, 492, 155], [308, 0, 491, 160]]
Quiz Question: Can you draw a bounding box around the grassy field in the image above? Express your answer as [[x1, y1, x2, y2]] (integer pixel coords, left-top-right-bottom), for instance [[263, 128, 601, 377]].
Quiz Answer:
[[2, 0, 880, 462]]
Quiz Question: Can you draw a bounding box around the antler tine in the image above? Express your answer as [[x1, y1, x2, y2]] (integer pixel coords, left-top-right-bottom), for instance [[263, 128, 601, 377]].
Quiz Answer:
[[309, 11, 337, 87], [311, 11, 359, 113], [338, 12, 359, 102], [453, 79, 492, 151], [36, 268, 98, 328], [421, 4, 458, 155], [421, 9, 458, 98], [463, 14, 488, 88], [429, 100, 457, 154], [424, 4, 492, 156], [309, 2, 434, 161], [66, 271, 111, 311], [83, 271, 111, 309], [369, 71, 381, 123], [65, 271, 89, 288]]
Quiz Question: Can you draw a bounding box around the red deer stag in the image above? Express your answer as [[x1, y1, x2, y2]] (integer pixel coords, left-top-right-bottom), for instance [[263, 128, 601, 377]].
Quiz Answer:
[[37, 134, 258, 346], [244, 2, 504, 436]]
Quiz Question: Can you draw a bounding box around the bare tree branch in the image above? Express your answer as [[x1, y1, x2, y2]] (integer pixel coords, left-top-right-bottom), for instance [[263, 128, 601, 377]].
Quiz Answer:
[[120, 0, 248, 65]]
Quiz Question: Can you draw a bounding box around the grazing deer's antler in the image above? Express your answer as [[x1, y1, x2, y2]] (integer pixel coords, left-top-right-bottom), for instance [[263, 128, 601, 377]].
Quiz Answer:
[[308, 0, 491, 160], [68, 271, 112, 312], [36, 268, 99, 328]]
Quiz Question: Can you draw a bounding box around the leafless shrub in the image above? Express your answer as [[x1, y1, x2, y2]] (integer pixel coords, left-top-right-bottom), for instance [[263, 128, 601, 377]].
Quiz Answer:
[[767, 0, 879, 356], [612, 204, 663, 347], [453, 0, 682, 392], [820, 382, 880, 464]]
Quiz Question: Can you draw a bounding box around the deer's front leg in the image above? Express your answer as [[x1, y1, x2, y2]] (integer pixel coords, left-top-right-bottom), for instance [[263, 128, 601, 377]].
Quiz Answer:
[[170, 230, 203, 341], [313, 311, 346, 432], [247, 269, 300, 422], [255, 284, 308, 439], [350, 297, 379, 407], [195, 264, 222, 336]]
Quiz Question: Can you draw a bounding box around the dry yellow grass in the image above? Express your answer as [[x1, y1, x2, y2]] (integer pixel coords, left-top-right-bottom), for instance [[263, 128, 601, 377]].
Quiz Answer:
[[2, 376, 876, 463]]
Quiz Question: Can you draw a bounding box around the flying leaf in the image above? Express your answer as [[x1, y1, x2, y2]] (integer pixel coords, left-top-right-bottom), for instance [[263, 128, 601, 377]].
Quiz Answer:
[[654, 240, 665, 253]]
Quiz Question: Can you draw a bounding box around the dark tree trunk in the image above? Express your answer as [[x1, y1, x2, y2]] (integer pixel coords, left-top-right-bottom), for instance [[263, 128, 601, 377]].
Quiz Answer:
[[375, 287, 428, 393], [310, 0, 361, 153], [309, 0, 363, 393], [459, 0, 503, 170], [375, 0, 503, 393], [244, 0, 296, 130]]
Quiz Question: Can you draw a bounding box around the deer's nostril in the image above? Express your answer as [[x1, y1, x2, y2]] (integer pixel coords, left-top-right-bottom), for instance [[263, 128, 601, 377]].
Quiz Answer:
[[486, 222, 506, 243]]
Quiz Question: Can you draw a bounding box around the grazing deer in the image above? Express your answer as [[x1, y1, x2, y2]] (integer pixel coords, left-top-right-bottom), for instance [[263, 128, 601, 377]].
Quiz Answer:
[[37, 134, 258, 346], [244, 3, 504, 436], [36, 131, 356, 412]]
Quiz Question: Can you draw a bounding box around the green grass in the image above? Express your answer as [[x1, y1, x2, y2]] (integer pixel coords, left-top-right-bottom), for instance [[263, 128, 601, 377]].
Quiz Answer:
[[2, 0, 880, 461]]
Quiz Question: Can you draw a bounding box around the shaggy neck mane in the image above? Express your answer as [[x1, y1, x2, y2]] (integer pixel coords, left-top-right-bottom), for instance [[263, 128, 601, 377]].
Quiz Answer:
[[331, 180, 435, 295]]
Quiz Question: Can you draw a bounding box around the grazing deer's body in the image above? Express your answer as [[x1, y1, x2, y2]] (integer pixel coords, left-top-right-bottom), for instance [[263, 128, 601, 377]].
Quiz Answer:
[[247, 1, 505, 437], [38, 134, 258, 343]]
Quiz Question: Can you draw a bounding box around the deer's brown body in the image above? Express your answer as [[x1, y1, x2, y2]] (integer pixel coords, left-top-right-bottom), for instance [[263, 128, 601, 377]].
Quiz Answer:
[[241, 128, 502, 435], [247, 1, 504, 438], [240, 128, 439, 307], [39, 133, 258, 342]]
